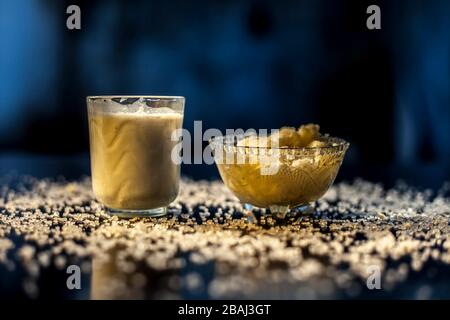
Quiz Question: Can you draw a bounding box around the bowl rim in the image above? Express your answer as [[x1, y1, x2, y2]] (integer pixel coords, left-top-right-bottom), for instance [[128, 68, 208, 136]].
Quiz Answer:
[[209, 134, 349, 151]]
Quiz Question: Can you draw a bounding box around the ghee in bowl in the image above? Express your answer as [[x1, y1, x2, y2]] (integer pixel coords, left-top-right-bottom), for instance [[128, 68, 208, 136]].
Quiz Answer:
[[210, 124, 349, 217]]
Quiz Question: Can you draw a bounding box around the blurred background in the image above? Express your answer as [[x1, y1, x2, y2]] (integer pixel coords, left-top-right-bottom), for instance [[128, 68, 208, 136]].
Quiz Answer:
[[0, 0, 449, 189]]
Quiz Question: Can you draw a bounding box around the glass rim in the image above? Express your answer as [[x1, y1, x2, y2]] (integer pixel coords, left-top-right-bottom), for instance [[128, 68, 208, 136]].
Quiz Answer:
[[87, 95, 185, 101]]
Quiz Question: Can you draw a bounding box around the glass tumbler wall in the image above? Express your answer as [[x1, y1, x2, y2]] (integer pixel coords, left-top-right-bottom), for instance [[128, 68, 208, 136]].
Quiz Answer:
[[87, 96, 185, 217]]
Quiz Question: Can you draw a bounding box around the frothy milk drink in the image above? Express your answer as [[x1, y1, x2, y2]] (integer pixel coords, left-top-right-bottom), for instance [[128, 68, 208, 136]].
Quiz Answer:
[[87, 96, 185, 217]]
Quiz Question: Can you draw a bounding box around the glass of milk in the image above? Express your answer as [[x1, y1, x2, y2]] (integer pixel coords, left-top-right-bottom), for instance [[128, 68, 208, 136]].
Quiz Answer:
[[87, 96, 185, 217]]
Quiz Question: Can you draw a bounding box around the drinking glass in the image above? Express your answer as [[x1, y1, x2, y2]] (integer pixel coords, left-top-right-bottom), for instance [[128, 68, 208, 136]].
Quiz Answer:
[[87, 96, 185, 217]]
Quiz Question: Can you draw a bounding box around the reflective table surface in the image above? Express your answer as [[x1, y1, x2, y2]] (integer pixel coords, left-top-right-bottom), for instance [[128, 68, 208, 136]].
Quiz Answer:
[[1, 154, 450, 299]]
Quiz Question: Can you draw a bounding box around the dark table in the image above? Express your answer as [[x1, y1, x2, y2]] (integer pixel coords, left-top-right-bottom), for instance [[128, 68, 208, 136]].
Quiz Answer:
[[1, 154, 450, 299]]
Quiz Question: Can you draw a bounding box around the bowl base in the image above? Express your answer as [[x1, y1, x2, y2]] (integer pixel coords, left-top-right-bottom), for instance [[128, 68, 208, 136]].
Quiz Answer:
[[244, 203, 312, 219]]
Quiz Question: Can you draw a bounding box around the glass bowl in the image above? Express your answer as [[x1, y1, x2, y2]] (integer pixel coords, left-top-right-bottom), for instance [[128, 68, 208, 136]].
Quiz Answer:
[[210, 134, 349, 218]]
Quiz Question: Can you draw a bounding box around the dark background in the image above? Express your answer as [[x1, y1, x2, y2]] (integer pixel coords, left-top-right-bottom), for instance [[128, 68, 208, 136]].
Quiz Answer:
[[0, 0, 449, 189]]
